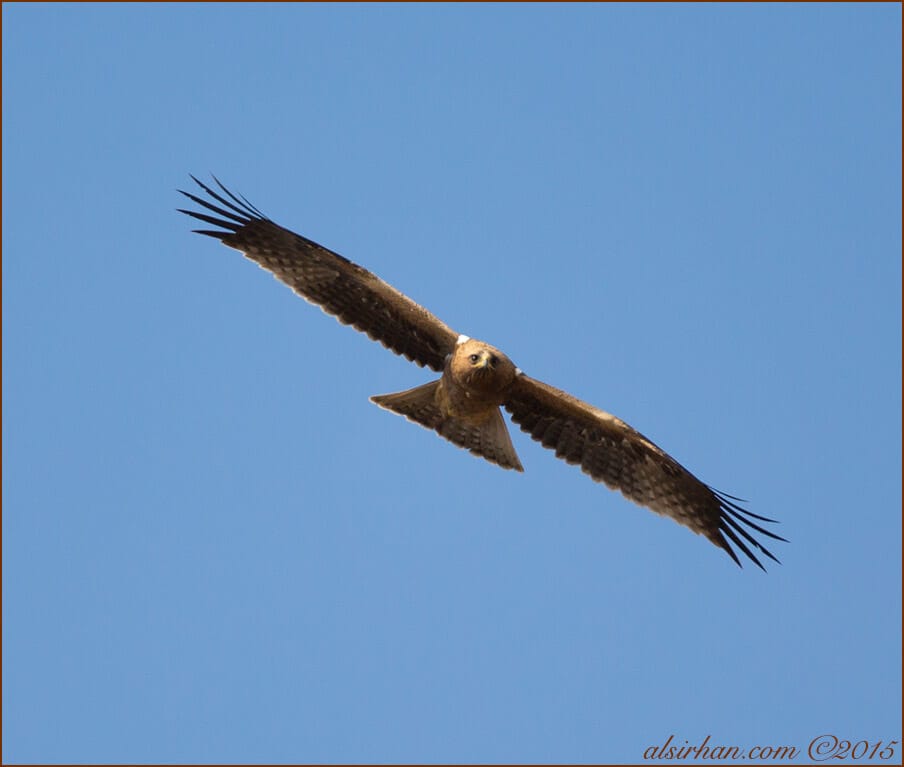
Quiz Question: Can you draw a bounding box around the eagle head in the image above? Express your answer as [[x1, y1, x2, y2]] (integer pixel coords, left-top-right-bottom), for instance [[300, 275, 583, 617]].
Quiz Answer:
[[450, 338, 517, 396]]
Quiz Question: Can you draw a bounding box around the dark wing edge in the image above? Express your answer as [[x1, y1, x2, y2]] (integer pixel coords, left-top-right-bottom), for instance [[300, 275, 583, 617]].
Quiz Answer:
[[177, 174, 460, 372], [504, 374, 787, 570]]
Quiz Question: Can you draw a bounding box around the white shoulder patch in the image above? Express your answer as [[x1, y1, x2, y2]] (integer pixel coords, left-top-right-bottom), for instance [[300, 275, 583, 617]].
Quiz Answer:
[[456, 334, 471, 344], [515, 367, 523, 375]]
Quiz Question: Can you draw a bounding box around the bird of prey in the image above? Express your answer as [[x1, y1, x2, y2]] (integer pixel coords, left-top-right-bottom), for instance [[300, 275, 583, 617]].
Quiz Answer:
[[179, 175, 786, 570]]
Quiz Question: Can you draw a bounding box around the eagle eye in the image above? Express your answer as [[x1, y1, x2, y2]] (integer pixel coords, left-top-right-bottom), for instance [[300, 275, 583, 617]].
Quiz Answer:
[[469, 354, 480, 364]]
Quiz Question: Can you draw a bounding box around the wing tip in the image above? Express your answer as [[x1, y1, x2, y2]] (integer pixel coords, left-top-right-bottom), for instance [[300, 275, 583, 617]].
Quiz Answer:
[[177, 173, 269, 238], [711, 489, 785, 571]]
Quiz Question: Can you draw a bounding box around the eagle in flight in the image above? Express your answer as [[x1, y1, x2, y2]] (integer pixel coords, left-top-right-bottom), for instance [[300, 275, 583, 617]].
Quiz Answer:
[[179, 175, 785, 570]]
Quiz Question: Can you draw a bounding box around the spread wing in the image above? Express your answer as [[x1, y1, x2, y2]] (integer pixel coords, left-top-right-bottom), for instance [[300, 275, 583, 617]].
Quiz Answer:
[[504, 374, 786, 570], [178, 175, 459, 372]]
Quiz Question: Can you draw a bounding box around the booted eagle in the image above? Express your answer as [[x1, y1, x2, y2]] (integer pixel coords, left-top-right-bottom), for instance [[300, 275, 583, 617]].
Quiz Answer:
[[179, 176, 786, 570]]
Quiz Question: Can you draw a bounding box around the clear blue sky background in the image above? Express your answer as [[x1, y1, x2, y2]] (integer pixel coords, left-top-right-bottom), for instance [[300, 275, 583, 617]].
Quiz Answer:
[[3, 4, 901, 764]]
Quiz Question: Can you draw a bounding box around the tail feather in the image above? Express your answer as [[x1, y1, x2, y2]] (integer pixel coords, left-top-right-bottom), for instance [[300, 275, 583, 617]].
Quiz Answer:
[[370, 380, 445, 430], [370, 381, 523, 472], [438, 408, 523, 471]]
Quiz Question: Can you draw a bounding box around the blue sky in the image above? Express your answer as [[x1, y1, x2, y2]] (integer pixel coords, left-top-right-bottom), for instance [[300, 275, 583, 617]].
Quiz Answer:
[[3, 3, 901, 763]]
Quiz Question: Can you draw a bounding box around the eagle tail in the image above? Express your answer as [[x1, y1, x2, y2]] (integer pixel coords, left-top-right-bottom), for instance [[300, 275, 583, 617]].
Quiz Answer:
[[371, 382, 524, 472], [371, 381, 445, 431]]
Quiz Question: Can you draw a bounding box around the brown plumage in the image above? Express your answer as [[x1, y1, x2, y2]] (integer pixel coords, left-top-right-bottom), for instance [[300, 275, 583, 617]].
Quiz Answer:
[[179, 175, 786, 570]]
